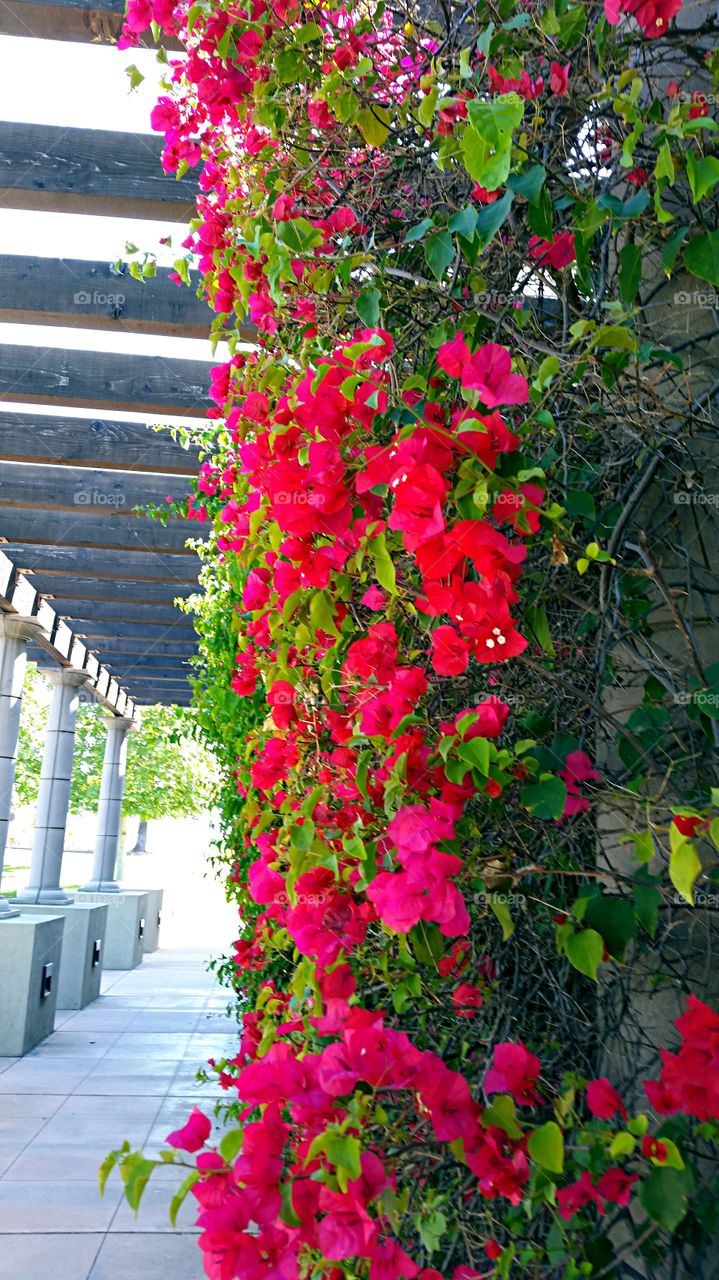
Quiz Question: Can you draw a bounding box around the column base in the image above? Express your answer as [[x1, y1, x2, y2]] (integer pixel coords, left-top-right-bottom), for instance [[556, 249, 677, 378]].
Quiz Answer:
[[74, 891, 148, 970], [15, 888, 74, 906], [0, 914, 65, 1055], [20, 904, 108, 1009], [80, 880, 121, 893], [0, 899, 20, 919]]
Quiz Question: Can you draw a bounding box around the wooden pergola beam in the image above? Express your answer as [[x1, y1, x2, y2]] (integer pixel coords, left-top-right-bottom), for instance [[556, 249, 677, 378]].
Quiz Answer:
[[0, 507, 195, 553], [3, 544, 200, 583], [87, 638, 196, 656], [0, 344, 210, 416], [0, 461, 193, 513], [0, 122, 196, 221], [52, 598, 193, 626], [0, 256, 235, 342], [0, 0, 182, 47], [32, 572, 196, 605], [0, 411, 204, 473], [70, 617, 196, 640]]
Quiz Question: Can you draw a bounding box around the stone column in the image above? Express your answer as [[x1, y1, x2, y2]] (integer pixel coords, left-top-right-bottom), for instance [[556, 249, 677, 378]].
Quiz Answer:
[[0, 616, 44, 919], [81, 716, 133, 893], [16, 668, 89, 906]]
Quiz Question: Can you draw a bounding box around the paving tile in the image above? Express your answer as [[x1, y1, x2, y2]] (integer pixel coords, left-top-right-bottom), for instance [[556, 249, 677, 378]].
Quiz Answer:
[[1, 1139, 115, 1181], [0, 1179, 122, 1232], [0, 1232, 104, 1280], [26, 1031, 119, 1059], [0, 1057, 20, 1075], [0, 1093, 64, 1122], [88, 1231, 203, 1279], [73, 1072, 174, 1097], [0, 1059, 94, 1094], [109, 1180, 200, 1232], [0, 1143, 25, 1178]]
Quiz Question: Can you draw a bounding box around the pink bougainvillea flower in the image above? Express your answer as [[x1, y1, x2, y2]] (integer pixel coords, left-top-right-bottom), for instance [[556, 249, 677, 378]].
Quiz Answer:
[[586, 1077, 628, 1120], [642, 1135, 668, 1161], [438, 335, 528, 407], [166, 1106, 212, 1152], [556, 1170, 605, 1220], [453, 983, 484, 1017], [484, 1042, 541, 1104], [604, 0, 683, 39], [550, 62, 570, 95], [528, 231, 576, 269], [431, 625, 471, 676]]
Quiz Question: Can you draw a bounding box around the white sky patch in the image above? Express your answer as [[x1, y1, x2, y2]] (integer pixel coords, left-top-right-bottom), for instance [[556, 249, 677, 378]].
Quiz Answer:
[[0, 321, 223, 363], [0, 36, 165, 133], [0, 209, 184, 265]]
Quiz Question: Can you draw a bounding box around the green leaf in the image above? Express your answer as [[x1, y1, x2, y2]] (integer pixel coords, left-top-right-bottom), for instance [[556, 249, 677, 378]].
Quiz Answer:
[[99, 1147, 121, 1195], [661, 225, 688, 275], [218, 1128, 244, 1162], [275, 48, 304, 83], [309, 589, 341, 639], [525, 603, 554, 656], [565, 929, 604, 981], [405, 217, 434, 243], [279, 1181, 302, 1227], [424, 230, 454, 280], [521, 774, 567, 820], [618, 243, 643, 304], [462, 94, 523, 189], [121, 1155, 156, 1212], [169, 1169, 201, 1226], [528, 1121, 564, 1174], [457, 735, 492, 775], [684, 230, 719, 285], [290, 818, 315, 852], [610, 1131, 636, 1158], [489, 893, 515, 941], [638, 1166, 693, 1232], [475, 191, 513, 248], [448, 205, 478, 239], [669, 837, 701, 905], [507, 164, 546, 205], [356, 106, 391, 148], [356, 288, 381, 327], [369, 532, 397, 594], [634, 883, 662, 937], [482, 1094, 523, 1139], [584, 893, 636, 960], [686, 152, 719, 203], [324, 1132, 362, 1181]]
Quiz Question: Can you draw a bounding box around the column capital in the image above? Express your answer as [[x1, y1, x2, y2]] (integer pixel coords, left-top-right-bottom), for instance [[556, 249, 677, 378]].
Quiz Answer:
[[0, 615, 46, 642], [46, 667, 92, 689], [104, 715, 135, 734]]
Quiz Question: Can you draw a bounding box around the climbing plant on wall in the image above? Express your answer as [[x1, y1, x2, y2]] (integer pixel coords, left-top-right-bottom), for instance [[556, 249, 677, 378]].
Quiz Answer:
[[107, 0, 719, 1276]]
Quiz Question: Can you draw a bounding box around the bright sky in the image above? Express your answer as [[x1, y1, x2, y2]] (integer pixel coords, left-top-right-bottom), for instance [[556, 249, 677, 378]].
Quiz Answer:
[[0, 35, 213, 372]]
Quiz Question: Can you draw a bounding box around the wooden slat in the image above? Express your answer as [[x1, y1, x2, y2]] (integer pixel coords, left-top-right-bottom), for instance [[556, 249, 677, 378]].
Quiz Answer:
[[70, 618, 196, 641], [0, 123, 196, 221], [0, 412, 203, 473], [31, 573, 196, 605], [103, 655, 192, 673], [0, 506, 195, 553], [0, 257, 224, 341], [0, 344, 209, 415], [52, 598, 192, 626], [90, 640, 195, 658], [0, 0, 179, 48], [0, 462, 192, 513], [4, 544, 199, 583]]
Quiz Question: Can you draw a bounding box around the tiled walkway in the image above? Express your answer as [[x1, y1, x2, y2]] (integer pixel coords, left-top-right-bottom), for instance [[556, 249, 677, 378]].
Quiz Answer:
[[0, 948, 238, 1280]]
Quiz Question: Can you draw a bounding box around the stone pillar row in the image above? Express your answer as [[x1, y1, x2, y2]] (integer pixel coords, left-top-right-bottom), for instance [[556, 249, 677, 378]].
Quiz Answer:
[[0, 622, 133, 914]]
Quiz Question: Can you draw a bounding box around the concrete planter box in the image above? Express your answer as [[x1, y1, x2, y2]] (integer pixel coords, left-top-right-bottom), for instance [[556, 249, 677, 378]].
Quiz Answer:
[[123, 887, 163, 953], [75, 891, 148, 970], [0, 913, 65, 1055], [19, 902, 107, 1009]]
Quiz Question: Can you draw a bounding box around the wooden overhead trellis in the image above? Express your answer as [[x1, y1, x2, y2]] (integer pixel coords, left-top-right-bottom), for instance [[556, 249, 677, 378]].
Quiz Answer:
[[0, 3, 228, 709]]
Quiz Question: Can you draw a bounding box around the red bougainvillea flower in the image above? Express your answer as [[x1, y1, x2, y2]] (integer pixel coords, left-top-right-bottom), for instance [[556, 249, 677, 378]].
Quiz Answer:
[[453, 983, 484, 1017], [556, 1169, 605, 1220], [586, 1077, 628, 1120], [484, 1042, 541, 1104], [528, 231, 576, 269], [644, 994, 719, 1120], [485, 1239, 503, 1260], [672, 813, 701, 837], [627, 166, 650, 185], [431, 625, 471, 675], [549, 61, 570, 95], [437, 335, 529, 406], [560, 749, 600, 818], [642, 1135, 668, 1161], [166, 1107, 212, 1153], [604, 0, 683, 39]]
